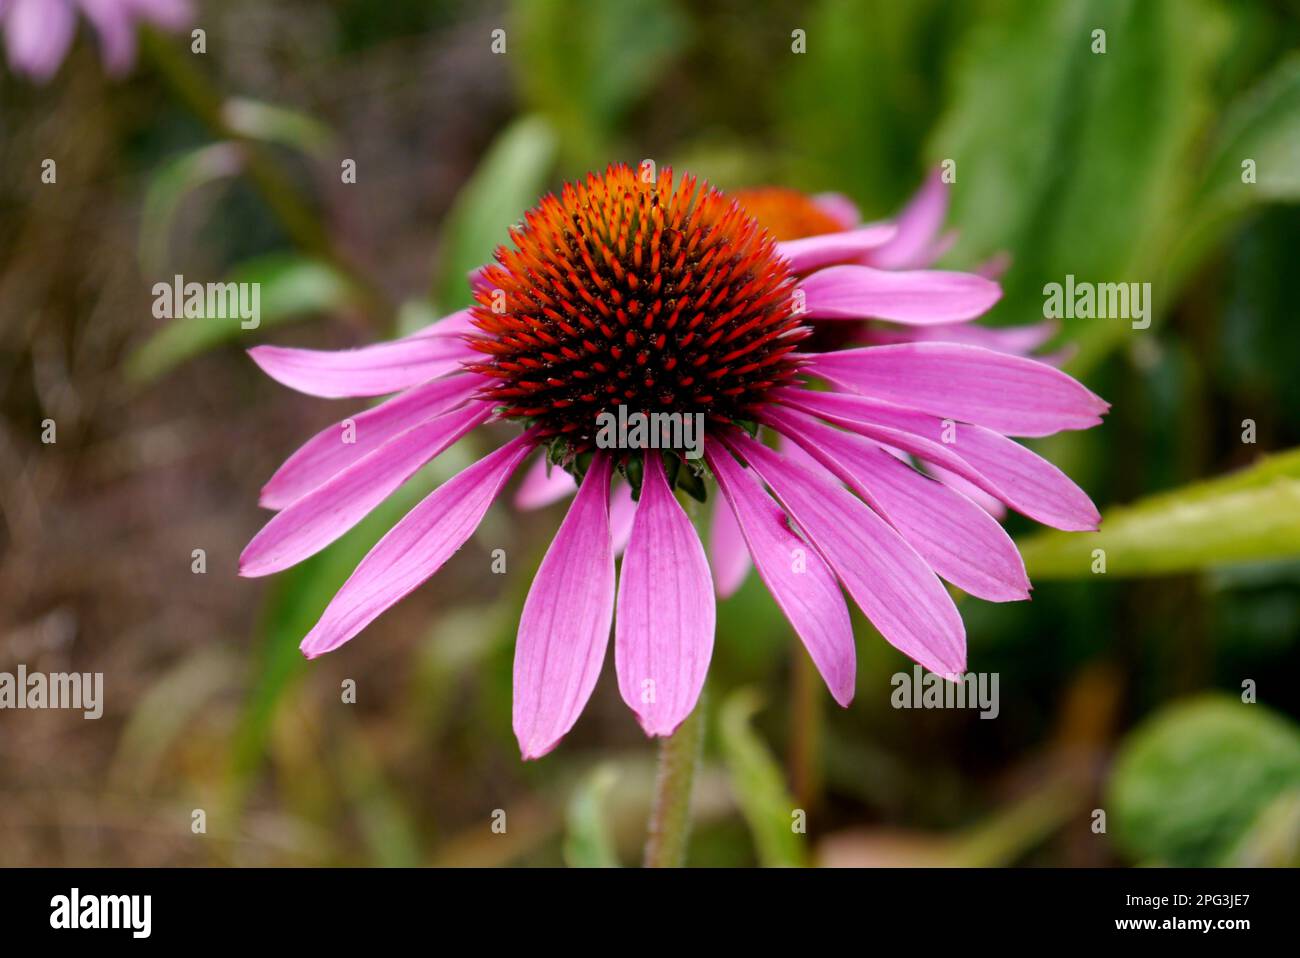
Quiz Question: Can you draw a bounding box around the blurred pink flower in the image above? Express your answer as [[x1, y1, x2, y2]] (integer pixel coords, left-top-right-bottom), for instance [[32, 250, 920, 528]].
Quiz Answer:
[[0, 0, 191, 82], [723, 172, 1068, 534], [241, 164, 1106, 759], [734, 172, 1059, 357]]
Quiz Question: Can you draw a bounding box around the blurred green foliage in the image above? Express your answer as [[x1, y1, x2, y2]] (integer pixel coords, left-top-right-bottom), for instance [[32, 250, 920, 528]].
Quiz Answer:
[[430, 114, 557, 312], [513, 0, 687, 166], [718, 689, 807, 867], [563, 764, 621, 867], [1109, 696, 1300, 865], [127, 254, 356, 382]]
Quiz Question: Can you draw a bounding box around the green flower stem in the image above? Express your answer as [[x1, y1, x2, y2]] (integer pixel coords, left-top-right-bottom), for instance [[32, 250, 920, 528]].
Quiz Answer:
[[643, 692, 706, 868], [141, 29, 392, 320], [789, 646, 823, 813]]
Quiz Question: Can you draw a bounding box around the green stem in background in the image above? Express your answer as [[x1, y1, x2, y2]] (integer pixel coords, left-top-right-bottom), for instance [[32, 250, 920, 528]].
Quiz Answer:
[[788, 647, 823, 813], [946, 769, 1086, 867], [643, 692, 706, 868], [140, 29, 392, 320]]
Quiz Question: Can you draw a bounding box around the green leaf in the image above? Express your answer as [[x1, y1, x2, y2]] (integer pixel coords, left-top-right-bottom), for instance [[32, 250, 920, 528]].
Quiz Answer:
[[221, 98, 335, 156], [928, 0, 1231, 376], [1018, 448, 1300, 578], [1198, 53, 1300, 206], [563, 764, 621, 868], [512, 0, 687, 162], [778, 0, 969, 209], [718, 689, 807, 867], [1172, 53, 1300, 285], [126, 253, 356, 383], [138, 143, 243, 275], [1108, 695, 1300, 866], [430, 114, 558, 312], [1221, 789, 1300, 867]]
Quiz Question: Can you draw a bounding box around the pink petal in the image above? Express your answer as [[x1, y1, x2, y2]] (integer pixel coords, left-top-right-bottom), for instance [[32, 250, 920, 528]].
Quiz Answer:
[[513, 454, 616, 759], [707, 442, 855, 705], [806, 342, 1108, 436], [5, 0, 76, 81], [260, 372, 483, 509], [922, 419, 1101, 532], [709, 493, 751, 599], [976, 251, 1012, 280], [865, 169, 949, 270], [514, 454, 577, 510], [812, 192, 862, 230], [780, 429, 826, 475], [799, 265, 1002, 325], [865, 318, 1059, 357], [765, 407, 1029, 602], [615, 454, 715, 737], [78, 0, 136, 73], [920, 229, 959, 266], [127, 0, 192, 30], [780, 388, 1100, 531], [927, 463, 1008, 520], [299, 432, 535, 658], [241, 401, 491, 577], [777, 225, 898, 274], [725, 432, 965, 677], [610, 480, 636, 556], [248, 334, 476, 399]]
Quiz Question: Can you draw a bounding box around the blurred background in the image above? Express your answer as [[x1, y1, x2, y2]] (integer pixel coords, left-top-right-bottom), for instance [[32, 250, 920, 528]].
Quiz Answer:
[[2, 0, 1299, 867]]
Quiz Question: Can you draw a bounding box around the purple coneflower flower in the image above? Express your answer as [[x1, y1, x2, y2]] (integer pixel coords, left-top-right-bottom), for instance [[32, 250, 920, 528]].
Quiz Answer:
[[714, 172, 1065, 538], [0, 0, 190, 82], [241, 164, 1106, 759], [732, 172, 1058, 356]]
